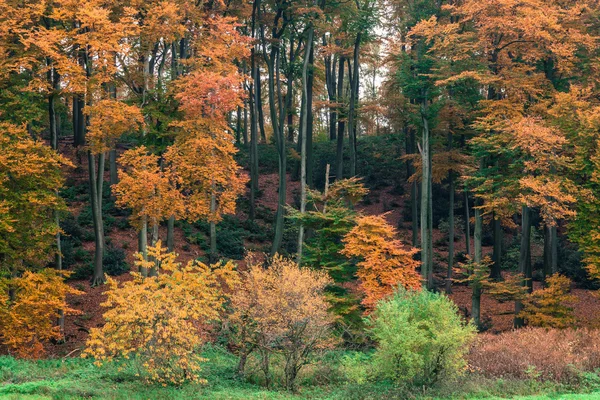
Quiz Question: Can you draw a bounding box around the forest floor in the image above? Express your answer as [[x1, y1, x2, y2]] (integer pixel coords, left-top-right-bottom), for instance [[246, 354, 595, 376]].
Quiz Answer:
[[44, 139, 600, 358]]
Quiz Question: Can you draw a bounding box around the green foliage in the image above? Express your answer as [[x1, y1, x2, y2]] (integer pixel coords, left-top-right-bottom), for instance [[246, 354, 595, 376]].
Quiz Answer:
[[368, 288, 476, 387]]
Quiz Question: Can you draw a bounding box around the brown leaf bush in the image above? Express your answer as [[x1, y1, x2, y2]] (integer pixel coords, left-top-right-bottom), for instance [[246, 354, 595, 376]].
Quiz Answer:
[[469, 328, 600, 383]]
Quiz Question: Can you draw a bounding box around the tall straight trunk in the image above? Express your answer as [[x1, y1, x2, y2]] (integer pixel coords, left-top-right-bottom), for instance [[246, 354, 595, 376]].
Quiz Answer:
[[550, 225, 558, 275], [88, 151, 105, 286], [139, 215, 148, 277], [235, 105, 242, 144], [255, 62, 267, 143], [543, 224, 559, 279], [148, 222, 159, 277], [74, 96, 85, 146], [490, 215, 502, 280], [420, 100, 433, 290], [210, 192, 217, 263], [408, 128, 418, 247], [48, 67, 65, 334], [326, 51, 337, 141], [297, 27, 314, 264], [287, 39, 295, 142], [167, 215, 175, 252], [72, 96, 78, 144], [464, 190, 471, 257], [335, 56, 346, 180], [306, 45, 315, 188], [270, 51, 287, 254], [447, 171, 455, 294], [472, 195, 483, 329], [109, 149, 118, 187], [249, 81, 259, 221], [347, 35, 361, 177], [514, 205, 531, 328], [242, 61, 249, 146]]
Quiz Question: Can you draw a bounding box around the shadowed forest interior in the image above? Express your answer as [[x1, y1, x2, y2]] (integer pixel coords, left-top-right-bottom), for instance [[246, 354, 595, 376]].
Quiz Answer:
[[2, 0, 600, 399]]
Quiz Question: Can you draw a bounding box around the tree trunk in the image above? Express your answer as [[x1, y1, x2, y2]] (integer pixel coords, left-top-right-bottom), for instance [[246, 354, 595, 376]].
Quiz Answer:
[[306, 45, 314, 188], [347, 34, 361, 177], [255, 61, 267, 143], [490, 215, 502, 280], [472, 196, 483, 329], [420, 100, 433, 290], [297, 26, 314, 264], [514, 205, 531, 328], [167, 215, 175, 252], [446, 171, 455, 294], [235, 105, 242, 144], [464, 190, 471, 257], [139, 215, 148, 277], [88, 151, 105, 286], [210, 193, 217, 263], [335, 56, 346, 180], [109, 149, 118, 187]]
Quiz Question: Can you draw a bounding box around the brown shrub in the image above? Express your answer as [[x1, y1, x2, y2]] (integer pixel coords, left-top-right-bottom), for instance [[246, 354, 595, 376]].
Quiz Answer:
[[469, 328, 600, 382]]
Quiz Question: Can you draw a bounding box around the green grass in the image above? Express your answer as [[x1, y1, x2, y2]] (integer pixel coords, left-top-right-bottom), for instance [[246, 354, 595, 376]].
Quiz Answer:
[[0, 347, 599, 400]]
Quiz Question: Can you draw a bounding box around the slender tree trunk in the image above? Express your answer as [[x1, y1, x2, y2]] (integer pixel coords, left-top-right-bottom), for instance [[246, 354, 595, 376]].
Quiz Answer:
[[109, 149, 118, 187], [48, 70, 65, 335], [472, 194, 483, 329], [255, 62, 267, 143], [297, 26, 314, 264], [167, 215, 175, 252], [514, 205, 531, 328], [249, 81, 259, 221], [550, 225, 558, 275], [306, 45, 314, 188], [89, 151, 105, 286], [447, 171, 455, 294], [210, 192, 217, 263], [139, 215, 148, 277], [270, 50, 287, 254], [335, 56, 346, 180], [148, 222, 159, 277], [464, 190, 471, 257], [490, 215, 503, 280], [236, 105, 242, 144], [408, 129, 418, 247], [420, 100, 433, 289], [347, 35, 361, 178]]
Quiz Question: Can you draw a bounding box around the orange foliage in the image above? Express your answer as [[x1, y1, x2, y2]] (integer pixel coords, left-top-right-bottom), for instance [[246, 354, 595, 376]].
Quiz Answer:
[[0, 270, 82, 358], [341, 214, 421, 309], [165, 121, 247, 223], [112, 146, 183, 230], [85, 100, 144, 154], [83, 241, 239, 385]]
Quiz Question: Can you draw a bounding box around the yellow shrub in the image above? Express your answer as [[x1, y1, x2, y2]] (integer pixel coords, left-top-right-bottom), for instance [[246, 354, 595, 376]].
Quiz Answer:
[[0, 269, 81, 358], [83, 241, 239, 385]]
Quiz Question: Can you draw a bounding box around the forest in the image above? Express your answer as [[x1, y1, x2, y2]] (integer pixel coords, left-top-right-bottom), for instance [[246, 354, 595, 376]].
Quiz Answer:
[[1, 0, 600, 399]]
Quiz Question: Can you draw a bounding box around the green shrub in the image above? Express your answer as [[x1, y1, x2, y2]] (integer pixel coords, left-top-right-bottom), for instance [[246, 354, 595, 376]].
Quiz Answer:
[[70, 246, 128, 280], [103, 246, 129, 276], [368, 288, 476, 387]]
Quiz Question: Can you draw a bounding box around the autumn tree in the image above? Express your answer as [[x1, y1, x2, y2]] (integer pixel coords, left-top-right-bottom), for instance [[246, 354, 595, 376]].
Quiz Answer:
[[0, 123, 71, 277], [84, 241, 239, 385], [0, 269, 81, 358], [342, 214, 421, 309], [230, 254, 334, 391], [112, 146, 183, 276]]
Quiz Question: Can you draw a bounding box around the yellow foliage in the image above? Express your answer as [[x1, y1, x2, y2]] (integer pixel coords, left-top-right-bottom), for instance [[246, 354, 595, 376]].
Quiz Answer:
[[519, 274, 576, 329], [0, 269, 82, 358], [83, 241, 239, 385], [341, 214, 421, 310], [85, 100, 144, 154], [112, 146, 184, 230]]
